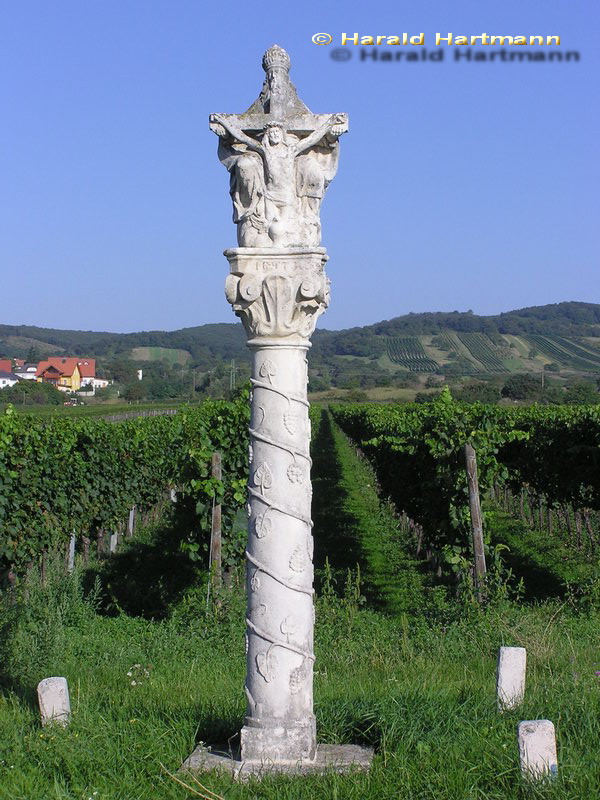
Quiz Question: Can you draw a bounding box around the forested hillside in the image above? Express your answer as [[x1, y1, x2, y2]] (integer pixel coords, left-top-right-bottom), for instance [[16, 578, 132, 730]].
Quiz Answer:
[[2, 303, 600, 399]]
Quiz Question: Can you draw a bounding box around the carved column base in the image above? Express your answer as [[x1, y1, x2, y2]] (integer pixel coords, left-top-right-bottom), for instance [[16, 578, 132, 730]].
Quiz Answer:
[[241, 716, 317, 763]]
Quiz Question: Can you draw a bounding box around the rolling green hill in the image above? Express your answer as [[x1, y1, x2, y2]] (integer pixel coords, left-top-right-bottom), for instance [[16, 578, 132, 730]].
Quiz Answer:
[[2, 302, 600, 383]]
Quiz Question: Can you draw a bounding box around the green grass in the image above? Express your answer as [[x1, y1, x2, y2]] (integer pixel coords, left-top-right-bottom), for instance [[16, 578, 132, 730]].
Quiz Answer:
[[2, 552, 600, 799], [2, 434, 600, 798], [311, 408, 434, 615], [488, 509, 599, 600]]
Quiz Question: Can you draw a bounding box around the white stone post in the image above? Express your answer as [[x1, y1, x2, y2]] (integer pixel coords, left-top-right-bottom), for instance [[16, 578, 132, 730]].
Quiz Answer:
[[518, 719, 558, 780], [67, 532, 76, 573], [497, 646, 526, 711], [211, 46, 347, 765], [37, 677, 71, 726]]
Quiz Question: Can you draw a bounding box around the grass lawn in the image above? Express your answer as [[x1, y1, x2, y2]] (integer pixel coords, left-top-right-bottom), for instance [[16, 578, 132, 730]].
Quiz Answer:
[[1, 413, 600, 798], [1, 555, 599, 799]]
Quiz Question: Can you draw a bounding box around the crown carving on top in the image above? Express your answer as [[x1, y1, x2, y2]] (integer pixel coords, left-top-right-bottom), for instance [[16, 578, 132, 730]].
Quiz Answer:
[[262, 45, 291, 72]]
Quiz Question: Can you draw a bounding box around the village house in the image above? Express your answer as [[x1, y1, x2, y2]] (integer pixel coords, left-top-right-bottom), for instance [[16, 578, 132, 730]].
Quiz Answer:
[[0, 371, 19, 389], [13, 363, 39, 380], [78, 358, 95, 386], [36, 358, 83, 392]]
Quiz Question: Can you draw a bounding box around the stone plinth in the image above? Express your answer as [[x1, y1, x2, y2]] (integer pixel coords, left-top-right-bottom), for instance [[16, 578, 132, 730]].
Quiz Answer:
[[182, 743, 374, 781]]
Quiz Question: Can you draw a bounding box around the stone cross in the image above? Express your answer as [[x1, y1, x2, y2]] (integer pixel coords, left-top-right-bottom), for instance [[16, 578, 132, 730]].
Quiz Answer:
[[210, 45, 347, 765]]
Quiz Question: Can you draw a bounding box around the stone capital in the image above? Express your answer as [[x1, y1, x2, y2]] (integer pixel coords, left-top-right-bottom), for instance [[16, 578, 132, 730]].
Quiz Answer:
[[224, 247, 330, 342]]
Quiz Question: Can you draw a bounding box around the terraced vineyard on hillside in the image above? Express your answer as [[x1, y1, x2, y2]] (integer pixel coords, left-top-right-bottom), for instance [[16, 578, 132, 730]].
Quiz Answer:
[[456, 333, 507, 373], [524, 335, 600, 371], [386, 337, 439, 372]]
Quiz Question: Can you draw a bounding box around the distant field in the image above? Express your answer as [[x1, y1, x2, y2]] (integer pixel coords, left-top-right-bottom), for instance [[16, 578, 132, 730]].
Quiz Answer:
[[10, 401, 183, 418], [130, 346, 191, 364]]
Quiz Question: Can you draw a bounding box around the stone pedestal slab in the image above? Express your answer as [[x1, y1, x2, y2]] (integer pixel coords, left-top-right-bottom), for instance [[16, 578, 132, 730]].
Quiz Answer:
[[182, 743, 374, 781]]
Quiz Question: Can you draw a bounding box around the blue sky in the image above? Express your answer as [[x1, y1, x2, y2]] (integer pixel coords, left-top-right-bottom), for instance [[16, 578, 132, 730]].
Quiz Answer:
[[2, 0, 598, 332]]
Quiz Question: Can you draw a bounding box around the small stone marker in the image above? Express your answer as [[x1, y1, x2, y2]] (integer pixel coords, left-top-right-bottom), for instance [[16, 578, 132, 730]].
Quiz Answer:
[[37, 677, 71, 726], [497, 646, 526, 710], [518, 720, 558, 780], [109, 533, 118, 554], [170, 488, 177, 503]]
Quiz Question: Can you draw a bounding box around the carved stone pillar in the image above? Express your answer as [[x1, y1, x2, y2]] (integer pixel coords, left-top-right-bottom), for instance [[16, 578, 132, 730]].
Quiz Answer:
[[224, 246, 328, 762], [185, 45, 369, 775]]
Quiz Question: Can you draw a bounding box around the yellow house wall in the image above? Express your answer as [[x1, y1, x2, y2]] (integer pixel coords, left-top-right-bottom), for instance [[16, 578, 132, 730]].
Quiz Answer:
[[59, 365, 81, 390]]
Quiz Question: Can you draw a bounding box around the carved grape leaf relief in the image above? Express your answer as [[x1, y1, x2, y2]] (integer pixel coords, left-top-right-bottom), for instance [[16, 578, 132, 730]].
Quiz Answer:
[[256, 649, 279, 683], [259, 359, 276, 383], [283, 410, 295, 435], [280, 615, 298, 640], [254, 513, 272, 539], [253, 462, 273, 493]]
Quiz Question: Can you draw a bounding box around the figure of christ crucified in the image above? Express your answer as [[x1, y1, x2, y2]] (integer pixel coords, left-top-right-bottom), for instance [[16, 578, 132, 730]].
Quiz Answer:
[[212, 113, 346, 246]]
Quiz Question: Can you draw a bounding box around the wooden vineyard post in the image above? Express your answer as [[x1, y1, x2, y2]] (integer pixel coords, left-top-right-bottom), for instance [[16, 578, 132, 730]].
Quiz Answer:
[[67, 533, 76, 573], [7, 569, 17, 605], [210, 452, 222, 590], [464, 443, 487, 600]]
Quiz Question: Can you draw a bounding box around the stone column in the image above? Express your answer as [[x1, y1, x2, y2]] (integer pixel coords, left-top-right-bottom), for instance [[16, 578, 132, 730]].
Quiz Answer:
[[224, 247, 329, 761], [210, 46, 347, 765]]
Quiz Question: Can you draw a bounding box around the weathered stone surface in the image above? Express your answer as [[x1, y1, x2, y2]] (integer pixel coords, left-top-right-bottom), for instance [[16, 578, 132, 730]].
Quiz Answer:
[[37, 677, 70, 726], [518, 719, 558, 779], [203, 45, 349, 767], [497, 646, 526, 710], [182, 743, 374, 781]]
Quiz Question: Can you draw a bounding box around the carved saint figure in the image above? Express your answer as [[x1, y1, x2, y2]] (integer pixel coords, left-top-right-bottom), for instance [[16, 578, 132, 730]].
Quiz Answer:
[[217, 138, 270, 247]]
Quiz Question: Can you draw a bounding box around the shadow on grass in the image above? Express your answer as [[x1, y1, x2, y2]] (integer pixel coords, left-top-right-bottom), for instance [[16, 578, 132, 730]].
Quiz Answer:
[[489, 512, 568, 601], [82, 506, 202, 619], [189, 701, 383, 752], [311, 409, 385, 610]]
